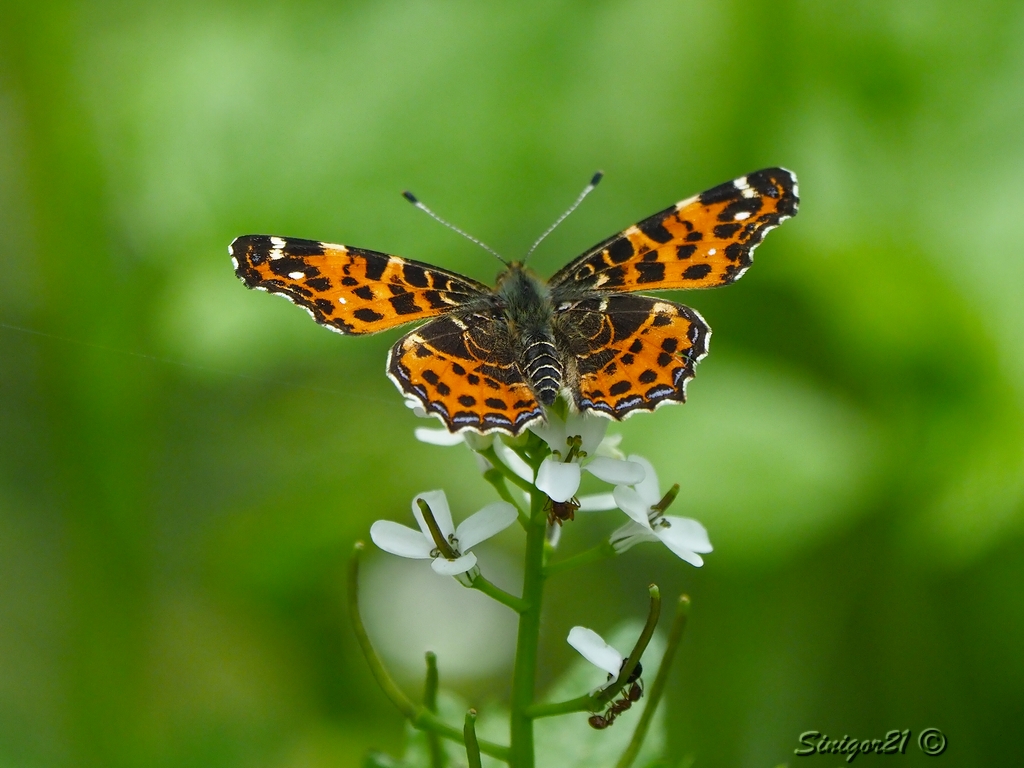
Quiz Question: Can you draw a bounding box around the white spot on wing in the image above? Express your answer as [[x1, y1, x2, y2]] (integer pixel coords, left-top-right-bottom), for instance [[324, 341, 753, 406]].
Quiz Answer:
[[338, 297, 347, 304], [270, 249, 284, 260], [270, 236, 287, 248], [733, 177, 749, 190], [708, 248, 717, 255], [230, 257, 239, 269], [288, 271, 305, 280], [733, 211, 751, 221]]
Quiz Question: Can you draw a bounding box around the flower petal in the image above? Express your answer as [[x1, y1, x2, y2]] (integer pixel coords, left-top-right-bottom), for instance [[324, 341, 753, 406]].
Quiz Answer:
[[595, 432, 625, 460], [656, 517, 713, 566], [414, 427, 465, 446], [529, 414, 566, 453], [573, 413, 610, 456], [613, 485, 654, 528], [578, 492, 617, 512], [609, 520, 658, 553], [626, 454, 661, 506], [370, 520, 433, 559], [430, 552, 478, 576], [546, 522, 562, 549], [536, 458, 581, 503], [412, 489, 455, 540], [463, 432, 495, 452], [494, 440, 534, 481], [403, 397, 428, 418], [586, 456, 645, 486], [567, 626, 624, 677], [456, 501, 518, 550]]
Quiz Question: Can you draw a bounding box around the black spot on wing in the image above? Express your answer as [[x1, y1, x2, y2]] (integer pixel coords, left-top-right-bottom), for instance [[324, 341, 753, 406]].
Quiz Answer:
[[306, 276, 332, 291], [353, 308, 384, 323], [683, 263, 712, 280], [636, 261, 666, 284], [349, 246, 388, 280], [638, 213, 675, 244], [402, 263, 430, 287], [724, 242, 746, 263], [389, 293, 422, 315], [606, 237, 635, 264], [353, 285, 374, 301]]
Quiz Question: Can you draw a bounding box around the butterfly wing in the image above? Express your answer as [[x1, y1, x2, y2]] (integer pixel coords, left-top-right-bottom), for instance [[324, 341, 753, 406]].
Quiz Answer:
[[556, 294, 710, 418], [387, 313, 544, 434], [548, 168, 798, 296], [230, 235, 491, 335]]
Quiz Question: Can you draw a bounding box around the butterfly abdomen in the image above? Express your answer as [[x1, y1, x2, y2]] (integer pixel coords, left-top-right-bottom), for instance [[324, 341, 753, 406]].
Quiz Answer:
[[522, 336, 562, 406]]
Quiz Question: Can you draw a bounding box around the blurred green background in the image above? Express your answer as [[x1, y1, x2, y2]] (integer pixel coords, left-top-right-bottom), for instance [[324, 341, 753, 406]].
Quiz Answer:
[[2, 1, 1023, 766]]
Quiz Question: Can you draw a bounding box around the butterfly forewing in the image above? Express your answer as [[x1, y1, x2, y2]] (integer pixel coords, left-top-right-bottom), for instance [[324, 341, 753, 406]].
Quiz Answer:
[[549, 168, 798, 296], [556, 295, 710, 418], [230, 235, 491, 335]]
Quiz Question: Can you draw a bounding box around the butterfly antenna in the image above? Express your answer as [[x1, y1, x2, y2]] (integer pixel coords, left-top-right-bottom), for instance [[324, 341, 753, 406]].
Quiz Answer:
[[402, 191, 509, 267], [523, 171, 603, 264]]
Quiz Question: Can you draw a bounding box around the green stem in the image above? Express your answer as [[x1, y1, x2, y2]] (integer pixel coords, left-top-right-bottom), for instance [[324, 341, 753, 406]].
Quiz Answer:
[[508, 492, 547, 768], [483, 467, 528, 525], [348, 543, 511, 763], [616, 595, 691, 768], [424, 652, 444, 768], [480, 446, 535, 494], [543, 540, 616, 578], [471, 573, 527, 613], [464, 710, 483, 768]]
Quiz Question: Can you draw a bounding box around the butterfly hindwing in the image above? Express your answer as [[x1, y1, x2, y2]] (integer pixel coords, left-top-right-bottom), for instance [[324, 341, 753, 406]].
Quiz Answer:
[[549, 168, 798, 296], [387, 313, 544, 434], [556, 294, 710, 418], [230, 235, 491, 335]]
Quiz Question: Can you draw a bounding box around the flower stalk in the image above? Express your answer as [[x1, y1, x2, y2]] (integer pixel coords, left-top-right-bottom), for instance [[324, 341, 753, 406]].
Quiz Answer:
[[616, 595, 691, 768], [361, 402, 713, 767], [347, 543, 511, 762]]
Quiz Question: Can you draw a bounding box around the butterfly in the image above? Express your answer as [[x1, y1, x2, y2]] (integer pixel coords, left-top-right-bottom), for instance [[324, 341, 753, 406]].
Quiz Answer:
[[230, 168, 798, 435]]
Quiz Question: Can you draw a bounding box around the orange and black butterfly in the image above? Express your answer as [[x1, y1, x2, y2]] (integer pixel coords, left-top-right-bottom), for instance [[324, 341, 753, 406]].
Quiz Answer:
[[230, 168, 798, 435]]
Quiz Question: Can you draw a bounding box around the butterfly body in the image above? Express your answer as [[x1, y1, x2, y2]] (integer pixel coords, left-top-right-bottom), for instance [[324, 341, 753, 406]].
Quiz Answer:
[[231, 167, 799, 435]]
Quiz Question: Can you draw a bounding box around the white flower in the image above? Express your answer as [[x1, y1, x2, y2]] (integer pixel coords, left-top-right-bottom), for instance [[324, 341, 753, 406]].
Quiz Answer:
[[531, 411, 645, 502], [610, 455, 712, 567], [370, 490, 517, 582], [567, 626, 630, 693]]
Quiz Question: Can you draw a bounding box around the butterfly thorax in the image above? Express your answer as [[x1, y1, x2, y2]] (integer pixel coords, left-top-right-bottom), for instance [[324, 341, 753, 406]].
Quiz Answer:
[[496, 264, 562, 406]]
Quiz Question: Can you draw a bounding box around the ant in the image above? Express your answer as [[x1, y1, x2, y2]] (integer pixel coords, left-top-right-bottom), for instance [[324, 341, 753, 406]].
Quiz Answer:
[[587, 662, 644, 729]]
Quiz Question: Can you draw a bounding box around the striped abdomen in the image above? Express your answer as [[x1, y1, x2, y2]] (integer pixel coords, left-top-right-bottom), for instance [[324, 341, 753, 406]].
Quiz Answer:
[[523, 336, 562, 405]]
